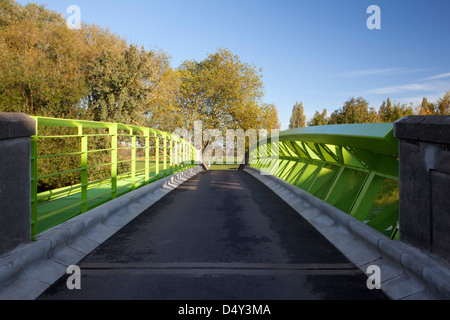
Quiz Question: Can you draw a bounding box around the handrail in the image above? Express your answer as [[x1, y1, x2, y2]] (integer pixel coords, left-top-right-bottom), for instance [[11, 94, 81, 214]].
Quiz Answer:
[[31, 116, 197, 237], [249, 123, 400, 239]]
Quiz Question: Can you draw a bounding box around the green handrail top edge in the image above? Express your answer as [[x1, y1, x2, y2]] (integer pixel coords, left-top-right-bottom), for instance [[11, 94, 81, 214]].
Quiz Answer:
[[31, 116, 187, 142], [264, 123, 398, 156]]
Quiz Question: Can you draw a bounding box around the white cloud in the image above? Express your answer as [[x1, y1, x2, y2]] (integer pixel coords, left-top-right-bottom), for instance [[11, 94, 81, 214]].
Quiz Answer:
[[336, 67, 432, 78], [421, 72, 450, 81], [398, 92, 448, 106], [366, 83, 431, 95], [338, 68, 404, 78]]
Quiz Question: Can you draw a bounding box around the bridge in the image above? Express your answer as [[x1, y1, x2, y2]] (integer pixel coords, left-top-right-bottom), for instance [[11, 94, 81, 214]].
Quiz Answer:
[[0, 113, 449, 300]]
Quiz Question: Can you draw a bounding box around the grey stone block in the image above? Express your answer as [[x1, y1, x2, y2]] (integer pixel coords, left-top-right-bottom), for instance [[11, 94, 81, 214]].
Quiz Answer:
[[0, 113, 36, 140], [0, 113, 36, 255], [394, 115, 450, 145], [394, 115, 450, 263]]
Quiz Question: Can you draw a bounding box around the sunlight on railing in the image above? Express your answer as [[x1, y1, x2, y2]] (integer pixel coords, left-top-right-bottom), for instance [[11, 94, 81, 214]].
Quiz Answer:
[[31, 117, 197, 236], [249, 123, 400, 239]]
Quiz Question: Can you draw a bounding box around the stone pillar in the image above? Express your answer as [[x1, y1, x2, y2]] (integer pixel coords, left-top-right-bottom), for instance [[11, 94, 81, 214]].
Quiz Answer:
[[394, 115, 450, 263], [0, 113, 36, 255]]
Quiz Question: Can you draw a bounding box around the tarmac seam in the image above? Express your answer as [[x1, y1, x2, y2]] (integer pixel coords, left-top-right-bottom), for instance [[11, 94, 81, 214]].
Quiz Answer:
[[74, 262, 362, 276]]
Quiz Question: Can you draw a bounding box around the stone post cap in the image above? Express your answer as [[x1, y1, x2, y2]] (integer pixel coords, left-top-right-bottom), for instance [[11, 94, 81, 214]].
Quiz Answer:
[[0, 113, 36, 140], [394, 115, 450, 145]]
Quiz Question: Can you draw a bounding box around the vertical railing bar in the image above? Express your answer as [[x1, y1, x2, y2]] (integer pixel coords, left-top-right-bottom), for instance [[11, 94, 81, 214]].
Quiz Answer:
[[163, 136, 167, 176], [31, 118, 39, 238], [169, 139, 173, 174], [80, 124, 88, 213], [131, 129, 136, 190], [145, 128, 150, 184], [29, 117, 197, 237], [176, 140, 179, 172], [110, 124, 118, 200], [155, 135, 160, 179]]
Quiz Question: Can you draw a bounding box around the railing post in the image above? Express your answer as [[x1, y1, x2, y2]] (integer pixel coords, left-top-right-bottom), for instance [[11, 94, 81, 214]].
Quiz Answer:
[[0, 113, 36, 254], [144, 128, 150, 184], [131, 129, 136, 190], [173, 140, 177, 172], [155, 136, 160, 179], [109, 124, 118, 200], [169, 139, 173, 173], [394, 115, 450, 263], [31, 118, 38, 237], [80, 124, 88, 213], [163, 136, 167, 176]]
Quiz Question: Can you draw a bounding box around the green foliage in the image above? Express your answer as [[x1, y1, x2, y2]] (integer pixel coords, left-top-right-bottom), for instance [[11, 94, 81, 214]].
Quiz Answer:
[[307, 109, 328, 126], [437, 91, 450, 115], [0, 1, 280, 190], [86, 45, 155, 125], [0, 1, 87, 117], [306, 93, 449, 126], [328, 97, 378, 124], [417, 91, 450, 115], [378, 98, 414, 122], [288, 102, 306, 129], [176, 48, 279, 150], [177, 48, 265, 130]]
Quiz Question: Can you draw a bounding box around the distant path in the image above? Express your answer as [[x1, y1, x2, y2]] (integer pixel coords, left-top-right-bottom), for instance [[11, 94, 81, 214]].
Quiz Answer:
[[38, 170, 387, 300]]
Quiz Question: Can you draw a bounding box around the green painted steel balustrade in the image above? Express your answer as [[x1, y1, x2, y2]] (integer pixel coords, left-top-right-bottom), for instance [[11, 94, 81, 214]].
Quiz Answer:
[[249, 123, 400, 239], [31, 116, 197, 237]]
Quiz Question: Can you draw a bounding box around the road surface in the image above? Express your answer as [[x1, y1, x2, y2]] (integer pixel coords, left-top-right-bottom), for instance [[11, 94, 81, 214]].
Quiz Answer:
[[38, 170, 387, 300]]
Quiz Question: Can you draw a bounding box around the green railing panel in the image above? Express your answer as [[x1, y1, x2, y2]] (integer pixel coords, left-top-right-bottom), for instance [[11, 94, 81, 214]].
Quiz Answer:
[[31, 116, 197, 237], [249, 123, 399, 239]]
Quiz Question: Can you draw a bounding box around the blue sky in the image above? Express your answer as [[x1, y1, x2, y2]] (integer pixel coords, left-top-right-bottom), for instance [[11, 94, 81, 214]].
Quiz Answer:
[[17, 0, 450, 129]]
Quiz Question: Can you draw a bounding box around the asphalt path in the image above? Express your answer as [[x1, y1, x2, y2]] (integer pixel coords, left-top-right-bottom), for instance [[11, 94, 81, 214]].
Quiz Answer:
[[38, 170, 387, 300]]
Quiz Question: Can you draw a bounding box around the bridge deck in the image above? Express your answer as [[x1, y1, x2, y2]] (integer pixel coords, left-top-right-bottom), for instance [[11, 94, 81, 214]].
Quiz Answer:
[[37, 170, 387, 300]]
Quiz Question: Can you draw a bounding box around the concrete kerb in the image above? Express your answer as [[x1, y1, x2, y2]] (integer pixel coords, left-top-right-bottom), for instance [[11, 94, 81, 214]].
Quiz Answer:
[[0, 166, 204, 300], [244, 167, 450, 300]]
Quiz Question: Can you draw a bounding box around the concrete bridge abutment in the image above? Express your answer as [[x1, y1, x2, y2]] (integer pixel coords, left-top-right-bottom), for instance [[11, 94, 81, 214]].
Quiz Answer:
[[0, 113, 36, 256], [394, 115, 450, 264]]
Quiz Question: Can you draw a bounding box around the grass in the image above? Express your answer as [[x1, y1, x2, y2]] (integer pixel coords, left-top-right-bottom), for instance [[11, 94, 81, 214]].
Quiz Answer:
[[209, 164, 240, 170]]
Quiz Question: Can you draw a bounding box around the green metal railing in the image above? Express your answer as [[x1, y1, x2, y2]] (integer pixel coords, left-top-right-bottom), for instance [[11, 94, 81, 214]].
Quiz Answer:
[[31, 117, 197, 237], [249, 123, 400, 239]]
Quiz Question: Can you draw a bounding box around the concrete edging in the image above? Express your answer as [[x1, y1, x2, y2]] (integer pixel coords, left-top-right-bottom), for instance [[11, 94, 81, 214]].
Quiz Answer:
[[244, 167, 450, 300], [0, 166, 204, 300]]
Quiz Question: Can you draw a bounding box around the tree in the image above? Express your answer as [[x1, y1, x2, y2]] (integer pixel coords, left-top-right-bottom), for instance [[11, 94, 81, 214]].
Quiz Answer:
[[176, 48, 276, 151], [437, 90, 450, 115], [328, 97, 378, 124], [288, 102, 306, 129], [417, 97, 437, 115], [85, 45, 164, 126], [378, 98, 413, 122], [260, 103, 281, 131], [415, 92, 450, 115], [307, 109, 328, 126], [378, 98, 393, 122], [143, 59, 182, 132], [0, 1, 88, 117]]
